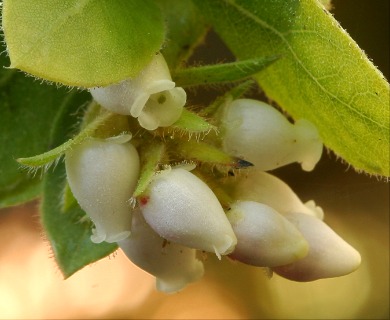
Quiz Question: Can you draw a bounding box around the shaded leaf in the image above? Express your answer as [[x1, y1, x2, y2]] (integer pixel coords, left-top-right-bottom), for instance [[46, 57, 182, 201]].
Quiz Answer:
[[42, 162, 117, 278], [156, 0, 208, 69], [0, 36, 90, 208], [41, 93, 117, 278], [17, 111, 116, 169]]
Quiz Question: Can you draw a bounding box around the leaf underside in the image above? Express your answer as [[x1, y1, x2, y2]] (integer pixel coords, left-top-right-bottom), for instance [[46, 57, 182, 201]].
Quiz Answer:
[[2, 0, 165, 87]]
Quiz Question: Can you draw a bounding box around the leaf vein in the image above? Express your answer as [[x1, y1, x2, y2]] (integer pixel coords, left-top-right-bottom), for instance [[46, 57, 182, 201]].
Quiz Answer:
[[224, 0, 387, 129]]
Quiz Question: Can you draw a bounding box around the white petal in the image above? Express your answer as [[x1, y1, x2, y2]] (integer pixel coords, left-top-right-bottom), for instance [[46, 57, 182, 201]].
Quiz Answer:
[[221, 99, 323, 171], [65, 137, 140, 243], [89, 79, 139, 115], [138, 87, 187, 130], [228, 201, 309, 267], [140, 168, 237, 257], [232, 170, 324, 219], [89, 54, 186, 130], [118, 209, 204, 293], [273, 211, 361, 281]]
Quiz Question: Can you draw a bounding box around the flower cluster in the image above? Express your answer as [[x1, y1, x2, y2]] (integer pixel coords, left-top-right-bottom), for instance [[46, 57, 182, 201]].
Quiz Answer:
[[65, 53, 361, 293]]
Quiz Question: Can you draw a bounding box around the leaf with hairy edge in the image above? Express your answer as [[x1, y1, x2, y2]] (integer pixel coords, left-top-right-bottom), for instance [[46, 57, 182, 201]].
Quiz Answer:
[[2, 0, 164, 87], [196, 0, 390, 176], [41, 95, 117, 278], [0, 35, 91, 208]]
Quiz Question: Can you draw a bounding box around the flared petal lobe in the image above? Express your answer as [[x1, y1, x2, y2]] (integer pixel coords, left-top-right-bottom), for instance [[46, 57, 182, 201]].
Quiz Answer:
[[90, 54, 186, 130], [221, 99, 323, 171]]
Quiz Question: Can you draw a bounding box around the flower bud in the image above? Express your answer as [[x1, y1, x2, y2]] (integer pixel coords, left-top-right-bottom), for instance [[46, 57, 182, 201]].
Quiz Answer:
[[90, 53, 186, 130], [232, 170, 323, 219], [273, 211, 361, 281], [118, 209, 204, 293], [140, 168, 237, 258], [227, 201, 309, 267], [221, 99, 323, 171], [65, 135, 140, 243]]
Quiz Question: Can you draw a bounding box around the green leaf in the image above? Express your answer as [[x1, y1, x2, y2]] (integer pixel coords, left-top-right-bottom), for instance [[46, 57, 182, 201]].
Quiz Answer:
[[173, 56, 278, 87], [2, 0, 165, 87], [41, 95, 117, 278], [0, 37, 91, 208], [156, 0, 208, 69], [196, 0, 390, 176]]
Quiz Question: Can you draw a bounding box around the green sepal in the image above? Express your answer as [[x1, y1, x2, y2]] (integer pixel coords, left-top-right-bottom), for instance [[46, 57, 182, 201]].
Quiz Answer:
[[173, 139, 253, 169], [132, 140, 166, 199], [169, 108, 216, 136]]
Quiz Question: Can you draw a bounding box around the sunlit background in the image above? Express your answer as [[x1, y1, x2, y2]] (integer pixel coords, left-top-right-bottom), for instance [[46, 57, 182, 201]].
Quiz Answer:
[[0, 0, 389, 319]]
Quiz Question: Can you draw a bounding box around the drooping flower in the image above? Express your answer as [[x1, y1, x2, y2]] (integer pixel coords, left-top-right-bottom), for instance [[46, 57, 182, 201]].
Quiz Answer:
[[139, 167, 237, 258], [90, 53, 186, 130], [118, 208, 204, 293], [273, 211, 361, 281], [231, 169, 324, 219], [65, 135, 140, 243], [227, 201, 309, 267], [221, 99, 323, 171]]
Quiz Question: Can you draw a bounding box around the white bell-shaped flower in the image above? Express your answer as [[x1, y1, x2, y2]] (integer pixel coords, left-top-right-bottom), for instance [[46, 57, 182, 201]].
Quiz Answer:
[[140, 167, 237, 258], [227, 201, 309, 267], [90, 53, 186, 130], [232, 170, 324, 219], [221, 99, 323, 171], [65, 135, 140, 243], [273, 211, 361, 281], [118, 209, 204, 293]]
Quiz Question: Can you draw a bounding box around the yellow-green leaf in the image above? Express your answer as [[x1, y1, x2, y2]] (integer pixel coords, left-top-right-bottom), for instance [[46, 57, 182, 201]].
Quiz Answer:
[[2, 0, 165, 87]]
